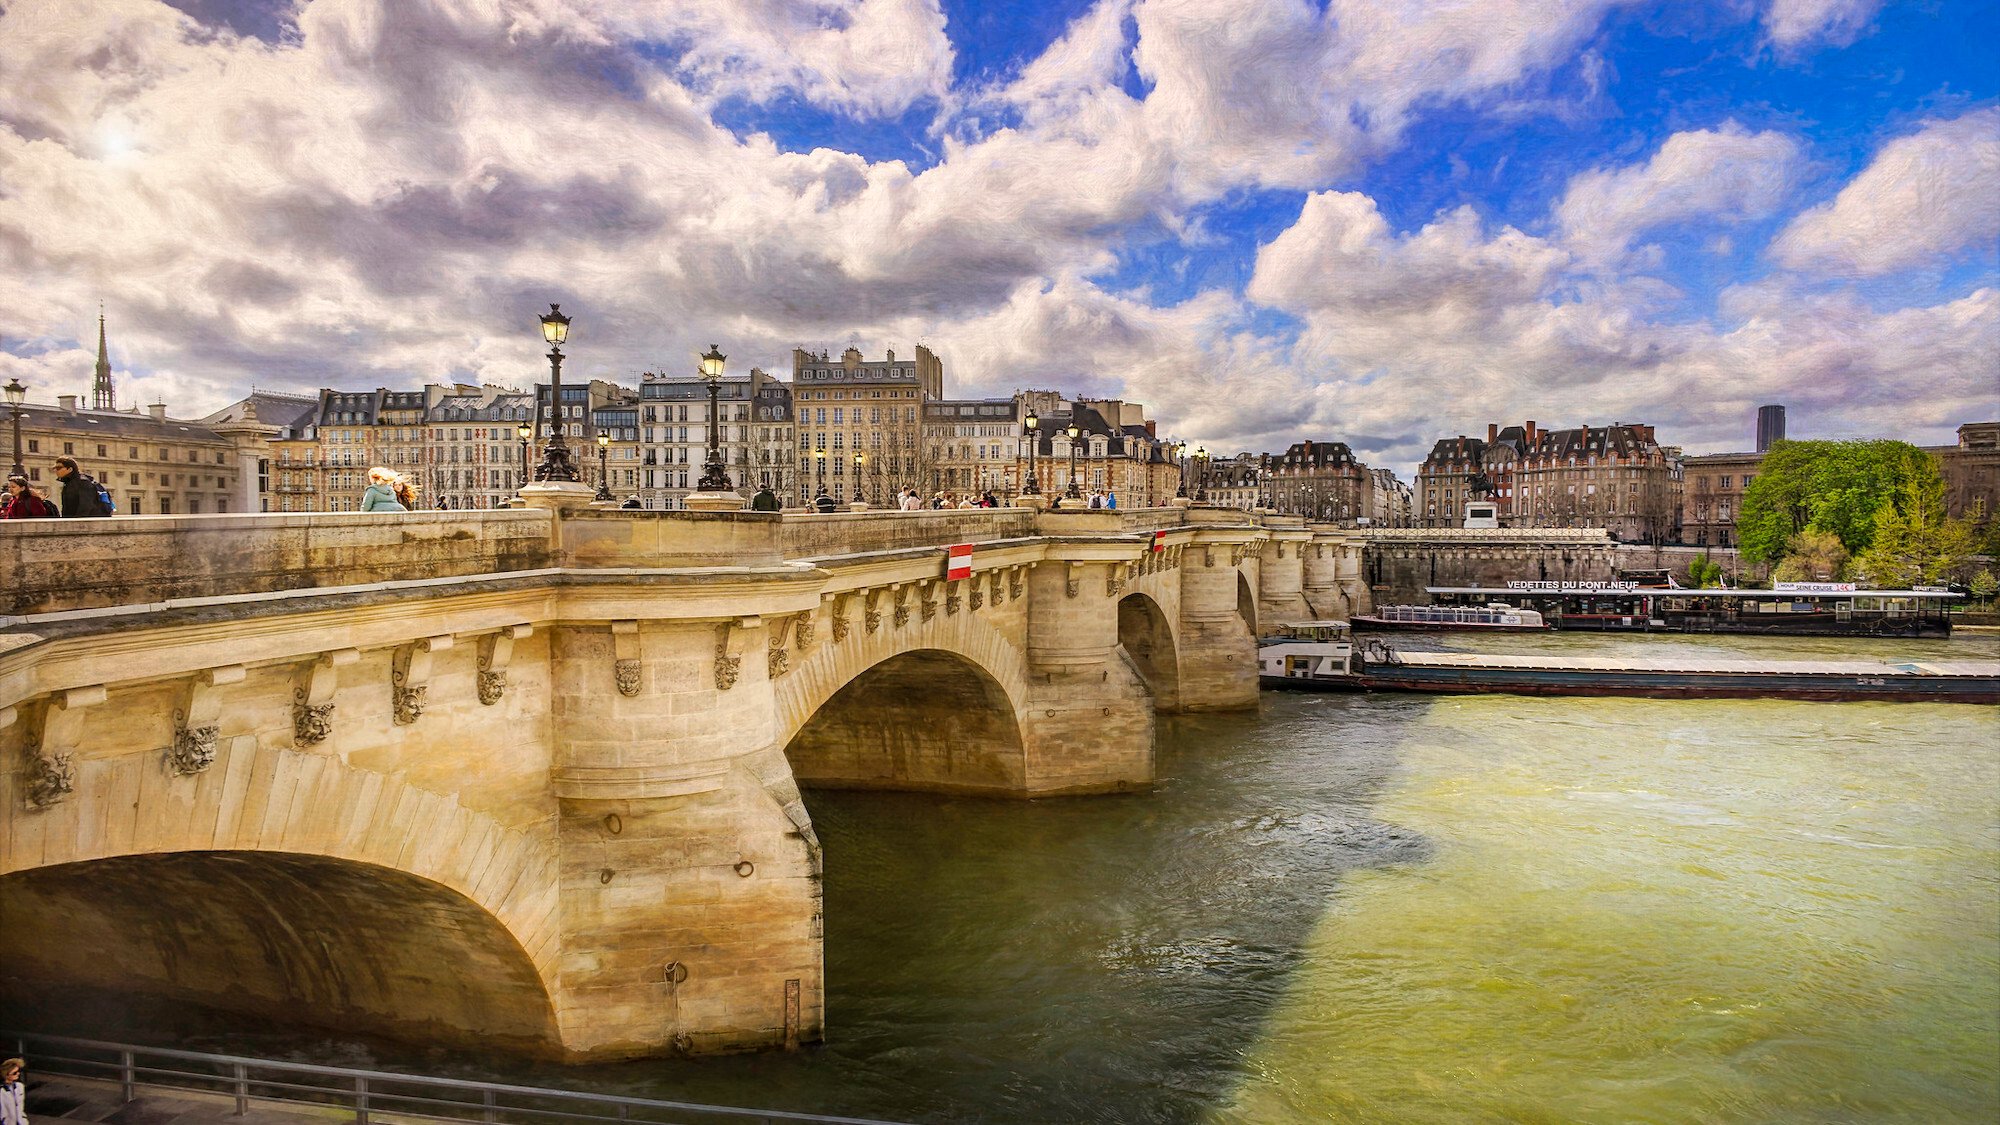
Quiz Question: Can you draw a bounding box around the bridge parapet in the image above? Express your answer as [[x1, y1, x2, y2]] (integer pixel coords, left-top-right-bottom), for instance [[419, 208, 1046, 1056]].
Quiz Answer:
[[1, 510, 555, 617]]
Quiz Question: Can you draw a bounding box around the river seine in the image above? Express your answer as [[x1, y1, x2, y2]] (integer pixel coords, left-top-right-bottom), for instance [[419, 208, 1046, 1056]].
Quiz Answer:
[[30, 632, 2000, 1123]]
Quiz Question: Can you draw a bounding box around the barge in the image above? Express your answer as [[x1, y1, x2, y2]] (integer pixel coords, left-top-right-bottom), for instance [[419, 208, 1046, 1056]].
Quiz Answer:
[[1257, 623, 1999, 704]]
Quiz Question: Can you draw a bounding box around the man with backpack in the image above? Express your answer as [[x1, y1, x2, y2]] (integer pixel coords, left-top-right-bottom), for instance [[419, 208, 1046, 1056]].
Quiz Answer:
[[52, 456, 113, 517]]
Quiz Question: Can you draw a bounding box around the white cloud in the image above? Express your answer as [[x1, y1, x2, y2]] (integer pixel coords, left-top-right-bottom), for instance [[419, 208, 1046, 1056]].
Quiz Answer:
[[1770, 107, 2000, 278], [577, 0, 955, 118], [1763, 0, 1882, 52], [1554, 123, 1805, 267], [0, 0, 1988, 485]]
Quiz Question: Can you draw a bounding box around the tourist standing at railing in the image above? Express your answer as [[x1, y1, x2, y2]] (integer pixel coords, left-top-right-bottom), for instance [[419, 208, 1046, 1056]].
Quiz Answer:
[[2, 475, 58, 519], [361, 467, 408, 512], [51, 456, 111, 518], [900, 489, 923, 511], [749, 485, 781, 511], [1, 1057, 26, 1125]]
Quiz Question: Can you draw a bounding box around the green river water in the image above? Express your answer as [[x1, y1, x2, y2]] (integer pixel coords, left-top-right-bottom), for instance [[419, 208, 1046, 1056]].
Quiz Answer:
[[23, 632, 2000, 1123]]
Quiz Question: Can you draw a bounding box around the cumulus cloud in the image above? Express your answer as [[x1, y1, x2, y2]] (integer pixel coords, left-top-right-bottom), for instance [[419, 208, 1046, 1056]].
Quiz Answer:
[[1770, 107, 2000, 278], [1554, 123, 1805, 267], [0, 0, 1989, 481], [577, 0, 955, 119], [1763, 0, 1882, 52], [1240, 185, 1997, 471]]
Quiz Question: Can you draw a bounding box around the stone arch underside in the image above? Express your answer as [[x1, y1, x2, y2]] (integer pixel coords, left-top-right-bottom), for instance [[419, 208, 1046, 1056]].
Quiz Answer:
[[1116, 592, 1182, 712], [0, 851, 561, 1055], [1237, 571, 1258, 634], [782, 649, 1028, 793]]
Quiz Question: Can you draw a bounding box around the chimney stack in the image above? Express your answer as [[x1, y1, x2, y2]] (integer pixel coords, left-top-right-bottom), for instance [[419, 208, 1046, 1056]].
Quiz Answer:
[[1525, 420, 1538, 445], [1487, 423, 1498, 442], [147, 402, 168, 422], [57, 395, 77, 412]]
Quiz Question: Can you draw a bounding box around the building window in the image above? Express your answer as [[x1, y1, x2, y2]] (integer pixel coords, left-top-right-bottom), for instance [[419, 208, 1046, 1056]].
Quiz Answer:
[[159, 496, 172, 514]]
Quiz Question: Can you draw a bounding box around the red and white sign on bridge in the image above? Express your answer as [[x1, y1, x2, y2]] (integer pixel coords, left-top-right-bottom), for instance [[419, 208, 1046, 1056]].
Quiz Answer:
[[944, 543, 973, 581]]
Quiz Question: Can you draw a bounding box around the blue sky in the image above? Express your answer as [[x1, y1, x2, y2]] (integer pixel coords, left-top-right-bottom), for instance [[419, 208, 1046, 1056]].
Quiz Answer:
[[1, 0, 1995, 477]]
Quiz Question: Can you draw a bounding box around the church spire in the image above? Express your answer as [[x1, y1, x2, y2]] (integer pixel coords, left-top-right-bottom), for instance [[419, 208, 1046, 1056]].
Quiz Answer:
[[92, 307, 115, 410]]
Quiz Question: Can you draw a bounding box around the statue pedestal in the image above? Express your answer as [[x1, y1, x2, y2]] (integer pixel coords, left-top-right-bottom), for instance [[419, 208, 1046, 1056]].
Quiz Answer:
[[1169, 497, 1193, 509], [518, 481, 596, 512], [1015, 493, 1049, 510], [683, 492, 744, 513], [848, 501, 870, 512]]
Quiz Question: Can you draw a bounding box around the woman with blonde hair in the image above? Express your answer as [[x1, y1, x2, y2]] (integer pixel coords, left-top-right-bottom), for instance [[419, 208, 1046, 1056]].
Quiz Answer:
[[1, 1057, 26, 1125], [361, 467, 408, 512]]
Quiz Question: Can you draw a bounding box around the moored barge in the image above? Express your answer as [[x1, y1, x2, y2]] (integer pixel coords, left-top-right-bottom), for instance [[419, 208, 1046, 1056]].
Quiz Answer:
[[1350, 603, 1549, 632], [1256, 624, 1999, 704], [1358, 650, 2000, 704], [1423, 583, 1961, 638]]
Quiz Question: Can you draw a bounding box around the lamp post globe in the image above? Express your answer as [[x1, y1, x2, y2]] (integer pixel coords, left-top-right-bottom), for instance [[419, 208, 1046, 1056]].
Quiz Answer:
[[1022, 409, 1041, 495], [1064, 422, 1083, 500], [515, 421, 531, 486], [532, 304, 580, 483], [695, 344, 733, 493], [5, 376, 25, 478], [594, 430, 613, 502]]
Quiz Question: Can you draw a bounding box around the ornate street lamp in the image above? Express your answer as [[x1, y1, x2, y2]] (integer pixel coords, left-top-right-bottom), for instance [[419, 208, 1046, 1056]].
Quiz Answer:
[[533, 304, 579, 482], [813, 447, 827, 497], [1064, 421, 1083, 500], [853, 452, 868, 506], [595, 429, 613, 502], [1173, 441, 1188, 498], [695, 344, 732, 492], [1022, 409, 1041, 495], [1193, 445, 1210, 503], [5, 377, 26, 478], [515, 421, 531, 487]]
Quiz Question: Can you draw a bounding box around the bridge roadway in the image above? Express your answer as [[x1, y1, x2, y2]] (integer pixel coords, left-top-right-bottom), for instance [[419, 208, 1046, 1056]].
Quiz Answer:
[[0, 502, 1604, 1062]]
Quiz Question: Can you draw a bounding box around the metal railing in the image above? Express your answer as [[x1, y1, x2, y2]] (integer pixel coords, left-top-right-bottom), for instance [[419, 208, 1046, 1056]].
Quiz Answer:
[[7, 1032, 908, 1125]]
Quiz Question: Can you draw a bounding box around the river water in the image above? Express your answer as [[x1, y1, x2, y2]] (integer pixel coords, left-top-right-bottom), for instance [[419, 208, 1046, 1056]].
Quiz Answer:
[[25, 633, 2000, 1123]]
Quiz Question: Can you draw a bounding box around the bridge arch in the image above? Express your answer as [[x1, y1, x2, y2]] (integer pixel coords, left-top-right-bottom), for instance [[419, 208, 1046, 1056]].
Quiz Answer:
[[1116, 591, 1182, 712], [0, 851, 559, 1053], [781, 646, 1029, 794], [1237, 571, 1259, 634], [0, 737, 562, 1055]]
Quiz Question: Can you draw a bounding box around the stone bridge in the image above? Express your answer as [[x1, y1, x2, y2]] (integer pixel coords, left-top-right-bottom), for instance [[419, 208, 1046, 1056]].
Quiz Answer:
[[0, 504, 1566, 1061]]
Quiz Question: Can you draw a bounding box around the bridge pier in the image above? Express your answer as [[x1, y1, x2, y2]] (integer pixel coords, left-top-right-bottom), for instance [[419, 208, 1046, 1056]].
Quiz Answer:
[[1023, 559, 1154, 794], [1175, 540, 1259, 710], [548, 620, 823, 1060], [1257, 530, 1313, 630]]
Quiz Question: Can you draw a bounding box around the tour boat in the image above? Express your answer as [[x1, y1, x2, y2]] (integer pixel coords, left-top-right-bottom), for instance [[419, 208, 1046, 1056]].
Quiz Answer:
[[1422, 584, 1960, 638], [1348, 603, 1549, 632]]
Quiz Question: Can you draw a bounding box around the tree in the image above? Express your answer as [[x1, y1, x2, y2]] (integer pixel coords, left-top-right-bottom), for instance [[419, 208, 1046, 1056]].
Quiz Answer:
[[1687, 555, 1725, 588], [1853, 480, 1977, 588], [1770, 529, 1851, 584], [1739, 440, 1942, 564], [1970, 569, 1998, 609]]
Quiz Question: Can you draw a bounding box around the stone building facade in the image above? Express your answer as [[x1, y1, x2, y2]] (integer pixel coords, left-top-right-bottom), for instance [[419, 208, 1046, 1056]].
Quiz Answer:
[[1262, 441, 1366, 521], [1680, 450, 1764, 548], [635, 371, 776, 509], [792, 346, 941, 504], [1929, 421, 1999, 528], [923, 398, 1024, 499], [1419, 421, 1678, 541], [9, 395, 268, 516]]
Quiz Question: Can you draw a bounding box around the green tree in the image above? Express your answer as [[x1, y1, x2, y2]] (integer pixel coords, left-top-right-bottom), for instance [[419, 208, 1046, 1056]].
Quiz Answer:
[[1853, 480, 1976, 588], [1739, 440, 1942, 564], [1686, 555, 1725, 588], [1770, 529, 1851, 583], [1970, 569, 1998, 608]]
